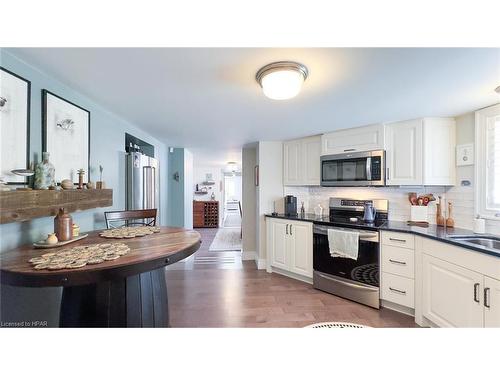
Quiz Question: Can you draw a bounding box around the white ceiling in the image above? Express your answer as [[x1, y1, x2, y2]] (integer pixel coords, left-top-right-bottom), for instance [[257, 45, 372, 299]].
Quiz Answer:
[[7, 48, 500, 149], [189, 148, 242, 168]]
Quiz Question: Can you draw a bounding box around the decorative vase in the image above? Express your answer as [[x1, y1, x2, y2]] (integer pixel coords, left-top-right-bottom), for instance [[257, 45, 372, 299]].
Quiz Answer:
[[436, 201, 445, 226], [446, 202, 455, 228], [46, 233, 58, 245], [34, 152, 55, 190], [54, 208, 73, 241], [61, 179, 74, 189]]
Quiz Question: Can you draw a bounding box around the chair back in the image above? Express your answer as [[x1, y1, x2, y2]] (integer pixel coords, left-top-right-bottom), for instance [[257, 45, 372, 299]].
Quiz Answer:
[[104, 209, 157, 229]]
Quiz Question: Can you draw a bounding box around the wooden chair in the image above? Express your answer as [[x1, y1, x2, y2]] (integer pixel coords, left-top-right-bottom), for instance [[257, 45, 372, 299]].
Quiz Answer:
[[104, 209, 157, 229]]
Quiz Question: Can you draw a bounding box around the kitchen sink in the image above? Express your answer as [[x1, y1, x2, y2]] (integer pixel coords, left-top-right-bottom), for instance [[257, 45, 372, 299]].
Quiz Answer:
[[448, 235, 500, 251]]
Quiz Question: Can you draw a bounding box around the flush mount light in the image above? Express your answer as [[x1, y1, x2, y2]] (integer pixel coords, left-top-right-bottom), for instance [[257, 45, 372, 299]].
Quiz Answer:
[[256, 61, 308, 100], [495, 85, 500, 94]]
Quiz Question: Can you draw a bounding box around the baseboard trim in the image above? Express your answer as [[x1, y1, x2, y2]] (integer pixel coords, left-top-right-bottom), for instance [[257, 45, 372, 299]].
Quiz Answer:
[[242, 251, 256, 261], [270, 267, 313, 285], [255, 258, 267, 269], [381, 300, 415, 317]]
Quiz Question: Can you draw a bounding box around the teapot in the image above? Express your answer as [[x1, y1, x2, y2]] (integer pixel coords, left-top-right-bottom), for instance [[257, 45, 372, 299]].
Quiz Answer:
[[363, 201, 377, 223]]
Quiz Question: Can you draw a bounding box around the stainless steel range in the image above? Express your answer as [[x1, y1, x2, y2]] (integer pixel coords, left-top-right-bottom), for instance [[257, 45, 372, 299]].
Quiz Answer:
[[313, 198, 389, 309]]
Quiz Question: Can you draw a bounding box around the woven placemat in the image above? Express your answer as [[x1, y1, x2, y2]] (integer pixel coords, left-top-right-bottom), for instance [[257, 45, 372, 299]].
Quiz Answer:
[[29, 242, 131, 270], [99, 226, 160, 239]]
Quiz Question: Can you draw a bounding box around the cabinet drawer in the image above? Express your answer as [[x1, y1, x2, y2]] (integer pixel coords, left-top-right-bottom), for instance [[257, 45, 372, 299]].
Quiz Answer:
[[381, 272, 415, 308], [381, 245, 415, 279], [381, 231, 415, 249]]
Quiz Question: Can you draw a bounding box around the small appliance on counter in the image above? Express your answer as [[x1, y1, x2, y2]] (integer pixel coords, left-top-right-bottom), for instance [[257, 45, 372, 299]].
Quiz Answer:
[[284, 195, 298, 216]]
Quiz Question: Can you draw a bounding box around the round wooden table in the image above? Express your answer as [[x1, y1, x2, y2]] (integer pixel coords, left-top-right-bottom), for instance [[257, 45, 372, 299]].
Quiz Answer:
[[0, 227, 201, 328]]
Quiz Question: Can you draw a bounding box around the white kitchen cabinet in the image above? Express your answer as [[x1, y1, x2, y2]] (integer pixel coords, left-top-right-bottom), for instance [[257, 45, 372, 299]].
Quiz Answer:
[[422, 118, 456, 185], [283, 140, 302, 185], [422, 254, 484, 327], [321, 123, 384, 155], [268, 218, 289, 270], [484, 276, 500, 328], [385, 118, 455, 186], [385, 119, 423, 185], [288, 221, 313, 277], [283, 135, 321, 186], [266, 218, 313, 279]]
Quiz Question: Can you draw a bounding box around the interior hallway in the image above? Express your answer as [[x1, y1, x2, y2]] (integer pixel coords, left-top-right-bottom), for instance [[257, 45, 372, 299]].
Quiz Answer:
[[165, 228, 416, 328]]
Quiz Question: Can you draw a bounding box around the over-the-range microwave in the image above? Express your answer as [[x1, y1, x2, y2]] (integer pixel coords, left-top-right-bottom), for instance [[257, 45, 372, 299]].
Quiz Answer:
[[320, 150, 385, 187]]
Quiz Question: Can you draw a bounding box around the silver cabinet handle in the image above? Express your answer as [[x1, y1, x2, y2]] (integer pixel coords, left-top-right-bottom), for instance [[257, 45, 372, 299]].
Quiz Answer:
[[474, 283, 480, 303], [286, 224, 289, 235], [389, 237, 406, 243], [344, 148, 356, 152], [290, 224, 293, 236], [389, 259, 407, 265], [389, 287, 406, 295], [484, 287, 490, 308]]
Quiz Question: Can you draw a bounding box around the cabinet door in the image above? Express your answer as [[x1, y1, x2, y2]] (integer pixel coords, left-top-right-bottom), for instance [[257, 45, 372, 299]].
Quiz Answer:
[[288, 222, 313, 277], [423, 118, 456, 185], [283, 140, 302, 185], [385, 119, 423, 185], [302, 136, 321, 185], [321, 123, 384, 155], [267, 219, 289, 270], [422, 254, 484, 327], [484, 276, 500, 328]]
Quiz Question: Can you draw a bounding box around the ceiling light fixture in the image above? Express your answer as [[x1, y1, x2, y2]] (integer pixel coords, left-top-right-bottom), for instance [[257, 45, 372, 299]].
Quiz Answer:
[[495, 85, 500, 94], [256, 61, 308, 100]]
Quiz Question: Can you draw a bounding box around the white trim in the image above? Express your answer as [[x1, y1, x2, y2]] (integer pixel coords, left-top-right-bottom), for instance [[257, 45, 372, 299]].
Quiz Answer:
[[381, 300, 415, 317], [241, 250, 256, 261], [475, 103, 500, 220], [255, 258, 267, 269], [270, 267, 313, 284]]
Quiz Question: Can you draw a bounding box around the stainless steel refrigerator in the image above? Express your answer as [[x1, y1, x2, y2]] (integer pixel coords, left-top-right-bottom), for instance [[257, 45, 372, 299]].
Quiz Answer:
[[126, 152, 160, 219]]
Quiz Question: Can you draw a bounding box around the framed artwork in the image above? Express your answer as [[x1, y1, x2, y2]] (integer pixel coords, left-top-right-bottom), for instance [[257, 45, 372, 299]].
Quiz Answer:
[[254, 165, 259, 186], [42, 90, 90, 183], [0, 67, 31, 184]]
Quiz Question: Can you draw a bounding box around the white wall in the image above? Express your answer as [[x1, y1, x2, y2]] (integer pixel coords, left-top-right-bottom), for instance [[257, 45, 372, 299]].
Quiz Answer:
[[256, 141, 283, 268], [242, 147, 257, 260], [193, 166, 223, 202], [184, 149, 194, 229]]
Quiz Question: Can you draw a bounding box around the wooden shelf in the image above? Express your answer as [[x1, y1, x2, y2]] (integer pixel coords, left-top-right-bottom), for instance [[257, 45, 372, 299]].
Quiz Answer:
[[0, 189, 113, 224], [194, 191, 208, 195]]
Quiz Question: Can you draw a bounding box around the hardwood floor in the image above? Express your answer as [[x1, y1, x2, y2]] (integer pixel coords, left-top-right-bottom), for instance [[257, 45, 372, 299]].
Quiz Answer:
[[165, 228, 417, 328]]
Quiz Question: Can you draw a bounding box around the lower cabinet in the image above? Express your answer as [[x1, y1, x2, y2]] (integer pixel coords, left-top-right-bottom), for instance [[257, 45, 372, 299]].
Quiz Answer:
[[422, 254, 484, 327], [484, 276, 500, 328], [267, 218, 313, 278]]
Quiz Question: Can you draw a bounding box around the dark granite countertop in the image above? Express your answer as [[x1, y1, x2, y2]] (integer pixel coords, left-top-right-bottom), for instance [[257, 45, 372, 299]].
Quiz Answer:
[[265, 214, 500, 258]]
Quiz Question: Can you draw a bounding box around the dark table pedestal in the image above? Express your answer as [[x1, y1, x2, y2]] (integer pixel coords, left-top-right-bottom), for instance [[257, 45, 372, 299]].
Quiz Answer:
[[60, 267, 169, 327]]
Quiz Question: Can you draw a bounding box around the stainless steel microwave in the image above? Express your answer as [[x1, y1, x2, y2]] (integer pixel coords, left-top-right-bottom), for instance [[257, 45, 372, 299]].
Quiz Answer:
[[320, 150, 385, 187]]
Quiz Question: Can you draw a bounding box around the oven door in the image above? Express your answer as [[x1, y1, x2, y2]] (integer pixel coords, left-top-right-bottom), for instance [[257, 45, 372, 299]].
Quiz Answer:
[[320, 150, 385, 186], [313, 225, 379, 287]]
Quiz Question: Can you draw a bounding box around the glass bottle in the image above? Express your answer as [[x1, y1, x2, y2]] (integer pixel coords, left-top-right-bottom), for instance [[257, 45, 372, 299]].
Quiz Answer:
[[34, 152, 55, 190]]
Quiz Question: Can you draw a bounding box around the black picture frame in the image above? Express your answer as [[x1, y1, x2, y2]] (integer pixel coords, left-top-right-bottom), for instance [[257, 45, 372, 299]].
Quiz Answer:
[[0, 66, 31, 185], [42, 89, 91, 184]]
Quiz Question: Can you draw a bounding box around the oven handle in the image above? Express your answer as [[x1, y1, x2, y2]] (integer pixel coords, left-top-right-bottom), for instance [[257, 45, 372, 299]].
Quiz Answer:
[[313, 225, 379, 242], [316, 272, 379, 292]]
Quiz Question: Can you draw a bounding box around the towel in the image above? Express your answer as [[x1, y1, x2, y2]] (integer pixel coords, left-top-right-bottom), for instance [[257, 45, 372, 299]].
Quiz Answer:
[[327, 228, 359, 260]]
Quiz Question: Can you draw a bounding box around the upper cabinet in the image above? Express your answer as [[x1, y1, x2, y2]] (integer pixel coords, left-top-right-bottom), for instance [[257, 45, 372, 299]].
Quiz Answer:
[[283, 135, 321, 186], [385, 119, 423, 185], [385, 118, 456, 186], [321, 123, 385, 155]]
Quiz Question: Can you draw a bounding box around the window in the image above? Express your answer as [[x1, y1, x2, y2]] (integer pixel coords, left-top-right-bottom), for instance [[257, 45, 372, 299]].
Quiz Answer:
[[475, 103, 500, 219]]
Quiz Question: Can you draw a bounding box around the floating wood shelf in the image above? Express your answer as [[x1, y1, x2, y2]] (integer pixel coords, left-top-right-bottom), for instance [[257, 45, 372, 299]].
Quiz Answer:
[[0, 189, 113, 224], [202, 181, 216, 185], [194, 191, 208, 195]]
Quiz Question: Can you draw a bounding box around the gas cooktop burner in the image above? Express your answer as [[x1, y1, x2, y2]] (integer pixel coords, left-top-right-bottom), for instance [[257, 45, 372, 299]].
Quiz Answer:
[[351, 263, 379, 287]]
